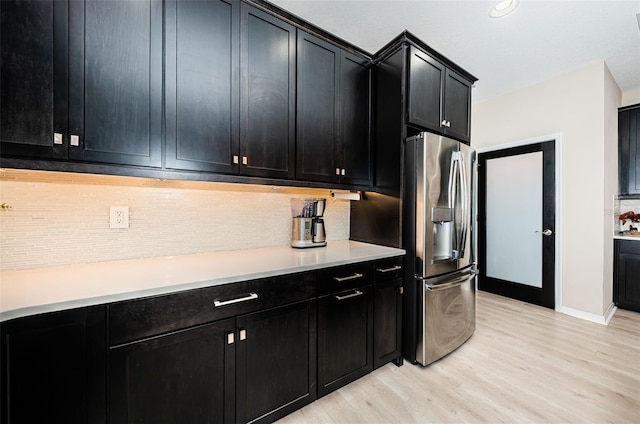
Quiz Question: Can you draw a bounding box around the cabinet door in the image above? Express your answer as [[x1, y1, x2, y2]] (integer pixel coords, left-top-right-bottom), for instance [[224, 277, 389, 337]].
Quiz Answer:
[[240, 4, 295, 179], [339, 51, 372, 186], [109, 318, 236, 424], [0, 0, 68, 159], [165, 0, 239, 173], [68, 0, 162, 167], [236, 300, 316, 424], [407, 46, 444, 132], [619, 107, 640, 196], [615, 240, 640, 312], [373, 278, 403, 369], [317, 286, 373, 397], [296, 30, 340, 183], [1, 307, 106, 424], [444, 68, 472, 144]]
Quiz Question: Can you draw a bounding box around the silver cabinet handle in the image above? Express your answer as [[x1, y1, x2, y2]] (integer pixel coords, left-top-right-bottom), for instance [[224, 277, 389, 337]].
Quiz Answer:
[[214, 292, 258, 307], [535, 229, 553, 236], [376, 265, 402, 273], [70, 134, 80, 146], [242, 156, 248, 165], [334, 290, 363, 301], [441, 119, 448, 127], [54, 133, 63, 145], [233, 155, 239, 164], [333, 272, 363, 282]]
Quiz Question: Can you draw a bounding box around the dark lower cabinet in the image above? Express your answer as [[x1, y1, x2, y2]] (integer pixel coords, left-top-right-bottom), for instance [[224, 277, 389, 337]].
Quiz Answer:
[[1, 307, 106, 424], [2, 257, 404, 424], [373, 257, 403, 369], [109, 318, 236, 424], [317, 285, 373, 397], [373, 278, 403, 368], [614, 239, 640, 312], [236, 300, 316, 424]]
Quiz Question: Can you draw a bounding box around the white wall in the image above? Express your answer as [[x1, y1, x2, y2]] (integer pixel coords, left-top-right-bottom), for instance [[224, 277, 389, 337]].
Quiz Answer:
[[621, 87, 640, 107], [0, 170, 351, 271], [471, 61, 620, 320]]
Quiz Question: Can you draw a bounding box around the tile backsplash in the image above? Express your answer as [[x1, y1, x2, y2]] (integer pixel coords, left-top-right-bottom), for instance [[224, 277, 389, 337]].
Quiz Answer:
[[0, 170, 350, 271], [614, 197, 640, 233]]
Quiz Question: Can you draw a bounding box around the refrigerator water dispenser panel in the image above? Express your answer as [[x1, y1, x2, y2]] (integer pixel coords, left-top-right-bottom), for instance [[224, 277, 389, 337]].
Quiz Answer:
[[431, 207, 455, 262]]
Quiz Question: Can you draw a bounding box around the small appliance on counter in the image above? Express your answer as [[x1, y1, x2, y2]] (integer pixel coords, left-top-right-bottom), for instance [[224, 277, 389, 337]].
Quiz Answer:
[[291, 198, 326, 248]]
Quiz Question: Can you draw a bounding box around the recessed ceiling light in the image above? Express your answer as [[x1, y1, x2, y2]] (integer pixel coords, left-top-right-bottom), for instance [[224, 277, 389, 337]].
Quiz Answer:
[[490, 0, 519, 18]]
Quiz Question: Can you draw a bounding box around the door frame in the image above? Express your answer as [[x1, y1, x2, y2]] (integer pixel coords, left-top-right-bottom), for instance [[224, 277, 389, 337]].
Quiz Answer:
[[475, 133, 563, 311]]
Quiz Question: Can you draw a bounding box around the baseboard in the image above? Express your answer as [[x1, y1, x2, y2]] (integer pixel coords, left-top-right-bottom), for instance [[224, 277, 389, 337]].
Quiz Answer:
[[557, 303, 617, 325]]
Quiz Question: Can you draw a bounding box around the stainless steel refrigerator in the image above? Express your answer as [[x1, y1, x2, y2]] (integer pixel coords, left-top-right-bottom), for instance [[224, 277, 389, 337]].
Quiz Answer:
[[405, 132, 476, 366]]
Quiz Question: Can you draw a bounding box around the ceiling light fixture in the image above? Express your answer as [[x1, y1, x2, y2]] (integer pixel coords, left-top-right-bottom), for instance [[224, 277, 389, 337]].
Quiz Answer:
[[489, 0, 519, 18]]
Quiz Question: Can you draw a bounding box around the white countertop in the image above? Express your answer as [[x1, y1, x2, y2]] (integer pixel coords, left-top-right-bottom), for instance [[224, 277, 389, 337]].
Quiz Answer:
[[614, 235, 640, 241], [0, 241, 404, 322]]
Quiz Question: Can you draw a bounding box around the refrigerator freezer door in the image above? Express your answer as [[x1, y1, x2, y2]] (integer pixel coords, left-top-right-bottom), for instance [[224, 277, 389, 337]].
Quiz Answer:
[[415, 133, 474, 278], [416, 269, 476, 366]]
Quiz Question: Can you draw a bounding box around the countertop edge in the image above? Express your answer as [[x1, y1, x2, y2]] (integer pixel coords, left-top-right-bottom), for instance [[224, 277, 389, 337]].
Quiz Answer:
[[0, 242, 405, 322], [613, 235, 640, 241]]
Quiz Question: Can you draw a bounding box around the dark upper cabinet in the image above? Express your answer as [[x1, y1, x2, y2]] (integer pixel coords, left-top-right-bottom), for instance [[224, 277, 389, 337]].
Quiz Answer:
[[0, 0, 68, 160], [165, 0, 239, 174], [166, 1, 296, 180], [68, 0, 163, 167], [0, 0, 162, 166], [296, 31, 340, 183], [339, 51, 372, 186], [1, 307, 106, 424], [408, 46, 472, 144], [239, 4, 296, 179], [296, 30, 371, 185], [614, 239, 640, 312], [619, 104, 640, 196]]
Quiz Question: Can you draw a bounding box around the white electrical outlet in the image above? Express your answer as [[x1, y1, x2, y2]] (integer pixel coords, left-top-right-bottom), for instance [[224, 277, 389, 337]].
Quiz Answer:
[[110, 206, 129, 229]]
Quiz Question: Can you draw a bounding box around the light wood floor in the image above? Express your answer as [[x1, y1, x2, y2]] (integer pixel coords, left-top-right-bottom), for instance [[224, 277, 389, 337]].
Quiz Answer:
[[278, 291, 640, 423]]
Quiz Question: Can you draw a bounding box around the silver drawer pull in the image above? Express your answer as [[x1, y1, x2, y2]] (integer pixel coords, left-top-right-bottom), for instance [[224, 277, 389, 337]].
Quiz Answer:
[[333, 273, 363, 282], [214, 292, 258, 307], [334, 290, 363, 301], [376, 265, 402, 273]]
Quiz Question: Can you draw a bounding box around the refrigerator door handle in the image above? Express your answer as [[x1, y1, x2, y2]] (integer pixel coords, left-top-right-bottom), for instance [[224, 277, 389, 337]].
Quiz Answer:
[[424, 272, 473, 291], [448, 153, 459, 259], [458, 151, 469, 259]]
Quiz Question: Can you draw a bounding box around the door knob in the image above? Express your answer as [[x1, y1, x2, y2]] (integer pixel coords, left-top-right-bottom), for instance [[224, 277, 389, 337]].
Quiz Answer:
[[535, 229, 553, 236]]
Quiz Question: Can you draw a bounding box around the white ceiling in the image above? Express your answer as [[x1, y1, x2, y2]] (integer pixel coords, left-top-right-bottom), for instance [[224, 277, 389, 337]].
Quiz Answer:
[[268, 0, 640, 103]]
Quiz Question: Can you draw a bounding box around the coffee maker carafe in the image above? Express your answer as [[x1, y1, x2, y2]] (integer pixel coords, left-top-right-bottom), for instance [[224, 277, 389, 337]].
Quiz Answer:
[[291, 198, 327, 248]]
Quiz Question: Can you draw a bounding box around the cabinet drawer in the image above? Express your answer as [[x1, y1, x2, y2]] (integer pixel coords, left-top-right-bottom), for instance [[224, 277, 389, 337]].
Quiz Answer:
[[109, 271, 316, 346], [374, 256, 404, 282], [619, 240, 640, 254], [318, 262, 374, 295]]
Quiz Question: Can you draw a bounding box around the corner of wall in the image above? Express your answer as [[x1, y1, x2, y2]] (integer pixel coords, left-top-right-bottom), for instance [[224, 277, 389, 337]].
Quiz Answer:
[[602, 63, 622, 312]]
